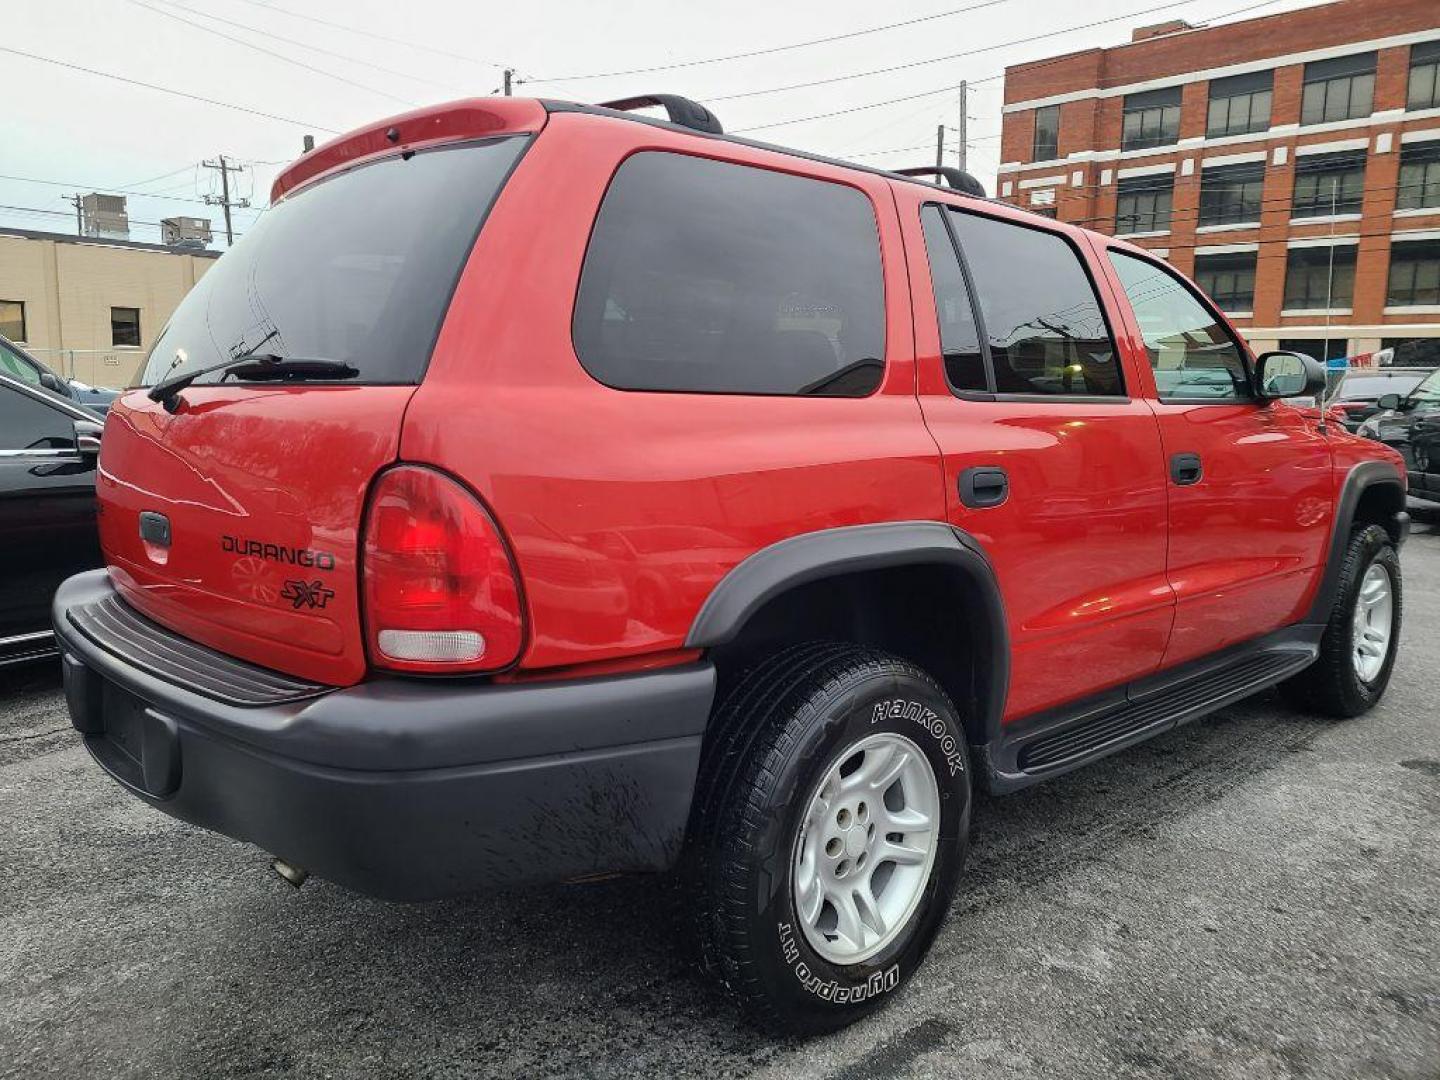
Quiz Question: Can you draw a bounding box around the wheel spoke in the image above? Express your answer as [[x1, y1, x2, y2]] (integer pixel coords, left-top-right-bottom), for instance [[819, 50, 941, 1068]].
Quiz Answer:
[[878, 839, 929, 866], [882, 805, 933, 834], [797, 865, 825, 926], [854, 884, 887, 939], [831, 888, 866, 952]]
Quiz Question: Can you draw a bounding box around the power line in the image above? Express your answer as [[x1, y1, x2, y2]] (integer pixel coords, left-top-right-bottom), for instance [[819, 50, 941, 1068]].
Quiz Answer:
[[710, 0, 1249, 105], [226, 0, 507, 70], [0, 44, 341, 132], [144, 0, 468, 95], [119, 164, 195, 189], [523, 0, 1018, 84], [127, 0, 419, 108], [729, 0, 1286, 132], [0, 202, 243, 237], [0, 170, 231, 205]]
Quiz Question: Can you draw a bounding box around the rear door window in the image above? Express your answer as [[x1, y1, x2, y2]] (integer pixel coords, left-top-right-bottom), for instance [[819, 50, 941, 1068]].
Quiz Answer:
[[140, 136, 529, 388], [943, 209, 1124, 396], [573, 152, 886, 396]]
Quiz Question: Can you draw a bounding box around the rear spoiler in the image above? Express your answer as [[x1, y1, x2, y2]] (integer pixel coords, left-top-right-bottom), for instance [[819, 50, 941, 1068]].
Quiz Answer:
[[271, 98, 548, 203]]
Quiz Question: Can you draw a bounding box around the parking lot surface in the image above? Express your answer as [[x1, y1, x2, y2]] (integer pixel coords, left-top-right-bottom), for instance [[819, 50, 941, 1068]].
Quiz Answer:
[[3, 518, 1439, 1080]]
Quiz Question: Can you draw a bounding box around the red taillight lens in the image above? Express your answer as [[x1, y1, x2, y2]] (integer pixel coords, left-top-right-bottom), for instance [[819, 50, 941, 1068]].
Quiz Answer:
[[362, 466, 524, 674]]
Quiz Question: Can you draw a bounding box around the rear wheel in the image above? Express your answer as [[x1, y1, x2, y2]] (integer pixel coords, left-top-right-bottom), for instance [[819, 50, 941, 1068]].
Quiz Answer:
[[689, 645, 970, 1034], [1281, 524, 1402, 717]]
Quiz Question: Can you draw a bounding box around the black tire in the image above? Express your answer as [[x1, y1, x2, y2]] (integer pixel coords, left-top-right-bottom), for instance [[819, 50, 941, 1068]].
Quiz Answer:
[[1280, 524, 1402, 718], [689, 644, 970, 1035]]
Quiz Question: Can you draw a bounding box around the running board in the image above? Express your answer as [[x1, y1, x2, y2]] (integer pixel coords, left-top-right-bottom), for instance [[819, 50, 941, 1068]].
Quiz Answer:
[[984, 629, 1320, 793]]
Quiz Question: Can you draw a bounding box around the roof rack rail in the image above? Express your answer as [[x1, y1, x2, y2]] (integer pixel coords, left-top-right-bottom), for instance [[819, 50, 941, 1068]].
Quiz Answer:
[[893, 166, 986, 198], [595, 94, 723, 135]]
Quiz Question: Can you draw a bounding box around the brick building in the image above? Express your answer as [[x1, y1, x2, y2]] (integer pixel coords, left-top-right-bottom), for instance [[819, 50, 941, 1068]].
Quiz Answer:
[[996, 0, 1440, 366]]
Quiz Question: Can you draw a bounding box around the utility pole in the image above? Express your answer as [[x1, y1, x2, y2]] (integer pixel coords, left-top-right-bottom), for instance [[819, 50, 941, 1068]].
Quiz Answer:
[[202, 155, 250, 246], [63, 193, 83, 235], [957, 81, 969, 174], [935, 124, 946, 170], [503, 68, 514, 96]]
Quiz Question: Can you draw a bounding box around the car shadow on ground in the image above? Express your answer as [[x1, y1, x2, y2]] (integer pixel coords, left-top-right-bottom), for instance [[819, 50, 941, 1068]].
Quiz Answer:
[[153, 691, 1333, 1076]]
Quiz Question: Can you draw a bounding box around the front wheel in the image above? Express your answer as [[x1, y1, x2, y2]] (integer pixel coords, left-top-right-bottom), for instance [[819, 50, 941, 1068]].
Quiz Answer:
[[689, 645, 970, 1034], [1281, 524, 1402, 717]]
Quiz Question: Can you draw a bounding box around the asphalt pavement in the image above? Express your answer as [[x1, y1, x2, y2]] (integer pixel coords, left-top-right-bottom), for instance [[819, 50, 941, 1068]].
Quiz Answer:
[[2, 515, 1438, 1079]]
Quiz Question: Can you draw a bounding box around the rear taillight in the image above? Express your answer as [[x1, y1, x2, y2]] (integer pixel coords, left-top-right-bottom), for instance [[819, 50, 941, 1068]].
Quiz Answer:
[[361, 466, 524, 674]]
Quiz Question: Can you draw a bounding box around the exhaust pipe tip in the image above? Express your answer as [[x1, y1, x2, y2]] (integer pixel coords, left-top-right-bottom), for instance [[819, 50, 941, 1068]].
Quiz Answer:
[[271, 857, 309, 889]]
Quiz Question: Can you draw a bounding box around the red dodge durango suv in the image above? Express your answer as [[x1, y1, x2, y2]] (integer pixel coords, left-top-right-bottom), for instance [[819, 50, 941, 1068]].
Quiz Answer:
[[54, 94, 1409, 1033]]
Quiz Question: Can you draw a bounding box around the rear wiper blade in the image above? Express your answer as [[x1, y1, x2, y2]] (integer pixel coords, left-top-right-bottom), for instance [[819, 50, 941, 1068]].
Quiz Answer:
[[220, 354, 360, 383], [147, 352, 357, 412]]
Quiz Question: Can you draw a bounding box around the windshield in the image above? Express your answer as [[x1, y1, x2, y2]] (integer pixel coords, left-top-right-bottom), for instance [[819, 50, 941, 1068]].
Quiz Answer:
[[140, 136, 528, 388], [1337, 373, 1424, 399], [1409, 368, 1440, 406]]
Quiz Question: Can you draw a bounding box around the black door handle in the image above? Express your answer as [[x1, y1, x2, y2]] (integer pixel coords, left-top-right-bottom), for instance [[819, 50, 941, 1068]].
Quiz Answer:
[[1170, 452, 1203, 486], [959, 466, 1009, 508]]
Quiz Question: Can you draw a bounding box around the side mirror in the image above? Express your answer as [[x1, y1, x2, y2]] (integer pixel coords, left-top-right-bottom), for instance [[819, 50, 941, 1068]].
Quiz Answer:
[[74, 418, 103, 456], [1375, 393, 1402, 412], [1255, 350, 1327, 401], [39, 371, 69, 395]]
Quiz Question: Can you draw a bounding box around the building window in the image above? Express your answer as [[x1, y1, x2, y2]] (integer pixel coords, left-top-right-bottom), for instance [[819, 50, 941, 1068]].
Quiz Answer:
[[1301, 53, 1376, 125], [111, 307, 141, 348], [1207, 71, 1272, 138], [1030, 205, 1059, 219], [1283, 245, 1357, 310], [0, 300, 25, 343], [1410, 41, 1440, 112], [1199, 162, 1264, 226], [1382, 337, 1440, 366], [1115, 174, 1173, 234], [1397, 142, 1440, 211], [1280, 337, 1348, 363], [1387, 240, 1440, 307], [1193, 251, 1258, 312], [1292, 151, 1366, 218], [1122, 87, 1182, 151], [1032, 105, 1060, 161]]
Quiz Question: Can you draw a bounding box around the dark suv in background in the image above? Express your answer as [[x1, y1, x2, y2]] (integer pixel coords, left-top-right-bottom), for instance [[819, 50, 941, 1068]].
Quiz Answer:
[[1359, 366, 1440, 501]]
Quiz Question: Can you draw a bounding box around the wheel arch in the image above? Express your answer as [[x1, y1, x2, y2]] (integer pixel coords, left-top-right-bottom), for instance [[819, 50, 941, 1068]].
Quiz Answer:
[[685, 522, 1010, 747], [1304, 460, 1408, 625]]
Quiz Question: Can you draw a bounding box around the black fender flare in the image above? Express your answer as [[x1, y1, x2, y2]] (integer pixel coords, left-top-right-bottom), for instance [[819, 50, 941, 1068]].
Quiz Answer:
[[1303, 459, 1408, 625], [685, 521, 1010, 745]]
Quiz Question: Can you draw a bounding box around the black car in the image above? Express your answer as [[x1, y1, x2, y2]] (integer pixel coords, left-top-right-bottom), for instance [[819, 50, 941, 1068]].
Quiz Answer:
[[0, 333, 122, 416], [1324, 367, 1431, 432], [1358, 366, 1440, 502], [0, 371, 105, 666]]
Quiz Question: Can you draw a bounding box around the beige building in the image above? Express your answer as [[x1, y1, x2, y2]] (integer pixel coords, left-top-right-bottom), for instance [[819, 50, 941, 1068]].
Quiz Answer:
[[0, 227, 218, 388]]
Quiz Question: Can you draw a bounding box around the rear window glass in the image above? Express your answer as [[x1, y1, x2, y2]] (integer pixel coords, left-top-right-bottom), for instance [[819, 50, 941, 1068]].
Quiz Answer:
[[139, 136, 528, 388], [573, 152, 885, 397]]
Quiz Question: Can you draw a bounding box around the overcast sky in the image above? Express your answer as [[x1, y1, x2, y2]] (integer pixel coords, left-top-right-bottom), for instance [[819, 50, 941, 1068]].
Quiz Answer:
[[5, 0, 1321, 248]]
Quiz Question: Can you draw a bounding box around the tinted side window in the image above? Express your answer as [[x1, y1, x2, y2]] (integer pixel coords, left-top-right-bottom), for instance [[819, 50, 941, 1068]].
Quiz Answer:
[[946, 210, 1123, 396], [1108, 251, 1250, 402], [0, 385, 75, 451], [918, 205, 986, 392], [574, 153, 885, 397], [573, 154, 887, 400]]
